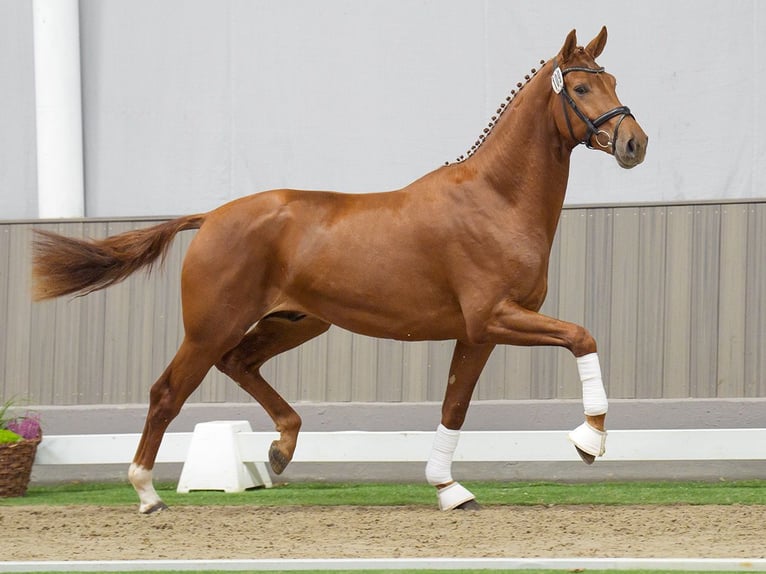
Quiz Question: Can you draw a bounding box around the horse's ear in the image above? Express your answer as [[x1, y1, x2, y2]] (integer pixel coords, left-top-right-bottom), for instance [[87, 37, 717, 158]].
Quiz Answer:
[[585, 26, 608, 59], [559, 29, 578, 62]]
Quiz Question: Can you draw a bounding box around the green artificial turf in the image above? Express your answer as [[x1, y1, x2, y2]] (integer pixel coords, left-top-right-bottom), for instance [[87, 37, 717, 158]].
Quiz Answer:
[[2, 479, 765, 507]]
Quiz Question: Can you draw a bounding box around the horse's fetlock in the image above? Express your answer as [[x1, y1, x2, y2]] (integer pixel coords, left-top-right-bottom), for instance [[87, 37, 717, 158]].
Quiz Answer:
[[586, 413, 607, 432], [279, 411, 302, 435]]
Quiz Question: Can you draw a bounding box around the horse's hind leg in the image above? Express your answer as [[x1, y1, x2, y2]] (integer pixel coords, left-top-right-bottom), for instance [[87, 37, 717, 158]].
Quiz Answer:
[[216, 313, 331, 475], [130, 337, 224, 513], [427, 340, 494, 511]]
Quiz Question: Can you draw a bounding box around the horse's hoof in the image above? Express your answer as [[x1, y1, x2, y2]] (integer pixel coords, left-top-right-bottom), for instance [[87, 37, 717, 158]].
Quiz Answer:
[[269, 441, 291, 475], [574, 445, 596, 465], [436, 481, 476, 511], [455, 499, 481, 511], [141, 501, 169, 515], [568, 421, 606, 463]]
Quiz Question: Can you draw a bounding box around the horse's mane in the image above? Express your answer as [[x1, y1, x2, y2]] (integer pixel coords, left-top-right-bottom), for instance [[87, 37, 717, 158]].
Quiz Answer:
[[446, 59, 547, 166]]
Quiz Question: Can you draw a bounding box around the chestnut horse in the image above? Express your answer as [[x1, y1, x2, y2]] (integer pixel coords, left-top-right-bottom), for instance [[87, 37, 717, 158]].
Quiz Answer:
[[32, 27, 647, 513]]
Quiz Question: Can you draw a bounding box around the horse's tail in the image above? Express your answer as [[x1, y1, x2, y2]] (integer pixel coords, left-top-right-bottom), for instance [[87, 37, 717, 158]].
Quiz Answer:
[[32, 214, 206, 301]]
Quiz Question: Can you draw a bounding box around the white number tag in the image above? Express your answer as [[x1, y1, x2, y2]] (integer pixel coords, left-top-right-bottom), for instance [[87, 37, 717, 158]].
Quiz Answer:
[[551, 67, 564, 94]]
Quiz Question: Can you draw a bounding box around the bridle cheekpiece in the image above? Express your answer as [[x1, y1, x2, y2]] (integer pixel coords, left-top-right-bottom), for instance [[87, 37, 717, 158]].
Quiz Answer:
[[552, 58, 633, 153]]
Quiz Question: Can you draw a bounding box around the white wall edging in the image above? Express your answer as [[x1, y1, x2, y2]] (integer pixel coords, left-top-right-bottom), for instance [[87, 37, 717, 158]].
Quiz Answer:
[[34, 428, 766, 466]]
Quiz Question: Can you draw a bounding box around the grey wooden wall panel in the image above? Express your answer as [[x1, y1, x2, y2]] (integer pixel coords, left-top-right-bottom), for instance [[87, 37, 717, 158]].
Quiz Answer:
[[502, 346, 533, 399], [0, 226, 10, 401], [745, 203, 766, 397], [635, 207, 667, 398], [28, 300, 54, 404], [0, 225, 28, 403], [662, 206, 694, 398], [608, 208, 640, 398], [402, 342, 429, 402], [12, 227, 35, 400], [351, 335, 378, 402], [717, 205, 748, 397], [326, 327, 354, 402], [76, 288, 106, 403], [689, 206, 721, 398], [300, 336, 328, 402], [376, 339, 402, 402], [2, 201, 765, 407]]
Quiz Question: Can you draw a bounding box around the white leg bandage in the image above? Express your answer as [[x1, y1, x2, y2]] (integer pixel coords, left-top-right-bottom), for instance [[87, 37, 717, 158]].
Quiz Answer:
[[577, 353, 608, 416], [425, 424, 476, 510], [425, 424, 459, 486]]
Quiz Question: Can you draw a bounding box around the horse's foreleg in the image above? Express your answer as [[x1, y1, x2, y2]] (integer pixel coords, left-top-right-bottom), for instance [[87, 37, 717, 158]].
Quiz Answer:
[[427, 340, 494, 511], [568, 352, 608, 463], [130, 339, 216, 513], [216, 314, 331, 475], [482, 302, 608, 463]]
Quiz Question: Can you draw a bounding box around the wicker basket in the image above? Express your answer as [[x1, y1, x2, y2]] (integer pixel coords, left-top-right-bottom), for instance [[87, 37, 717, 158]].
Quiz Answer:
[[0, 435, 41, 497]]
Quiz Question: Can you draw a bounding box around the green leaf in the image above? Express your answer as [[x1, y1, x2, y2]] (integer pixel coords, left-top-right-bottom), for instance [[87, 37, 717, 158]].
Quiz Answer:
[[0, 428, 23, 444]]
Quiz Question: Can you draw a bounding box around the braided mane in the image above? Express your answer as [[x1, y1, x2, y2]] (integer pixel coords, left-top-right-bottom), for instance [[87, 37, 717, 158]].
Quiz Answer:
[[446, 59, 547, 165]]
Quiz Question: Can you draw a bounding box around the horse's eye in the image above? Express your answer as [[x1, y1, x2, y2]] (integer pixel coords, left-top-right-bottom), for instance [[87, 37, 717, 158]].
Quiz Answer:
[[574, 85, 589, 95]]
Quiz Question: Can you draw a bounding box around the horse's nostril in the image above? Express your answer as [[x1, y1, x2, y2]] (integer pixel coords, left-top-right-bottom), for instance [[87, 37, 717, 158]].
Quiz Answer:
[[627, 138, 636, 155]]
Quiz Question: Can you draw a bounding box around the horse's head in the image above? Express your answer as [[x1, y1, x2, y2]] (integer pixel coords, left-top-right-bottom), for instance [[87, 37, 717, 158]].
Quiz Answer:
[[550, 27, 647, 169]]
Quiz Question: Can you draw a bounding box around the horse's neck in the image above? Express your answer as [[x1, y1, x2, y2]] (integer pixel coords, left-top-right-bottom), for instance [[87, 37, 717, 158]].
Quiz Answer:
[[467, 78, 573, 240]]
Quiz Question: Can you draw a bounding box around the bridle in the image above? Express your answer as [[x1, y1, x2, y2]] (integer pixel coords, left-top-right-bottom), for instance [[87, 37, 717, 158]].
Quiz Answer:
[[552, 58, 633, 152]]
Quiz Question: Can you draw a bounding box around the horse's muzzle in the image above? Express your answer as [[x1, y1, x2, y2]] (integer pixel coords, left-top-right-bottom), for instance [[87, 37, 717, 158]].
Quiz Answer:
[[614, 120, 648, 169]]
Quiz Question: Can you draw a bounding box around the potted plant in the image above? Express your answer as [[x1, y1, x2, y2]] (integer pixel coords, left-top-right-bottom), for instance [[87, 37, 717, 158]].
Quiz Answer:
[[0, 400, 42, 497]]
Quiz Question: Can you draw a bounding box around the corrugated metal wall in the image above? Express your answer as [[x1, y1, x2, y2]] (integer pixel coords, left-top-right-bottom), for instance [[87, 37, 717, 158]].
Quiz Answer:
[[2, 201, 764, 406]]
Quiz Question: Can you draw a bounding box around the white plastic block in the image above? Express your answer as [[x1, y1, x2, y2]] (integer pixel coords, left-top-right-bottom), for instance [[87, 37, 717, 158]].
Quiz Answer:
[[177, 421, 272, 493]]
